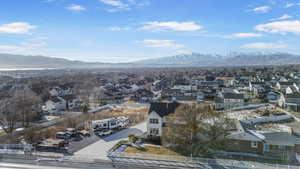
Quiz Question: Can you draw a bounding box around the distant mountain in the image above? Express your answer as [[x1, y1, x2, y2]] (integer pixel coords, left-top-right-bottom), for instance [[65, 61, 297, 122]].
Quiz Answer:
[[135, 52, 300, 67], [136, 53, 225, 67], [1, 52, 300, 69], [0, 54, 108, 69]]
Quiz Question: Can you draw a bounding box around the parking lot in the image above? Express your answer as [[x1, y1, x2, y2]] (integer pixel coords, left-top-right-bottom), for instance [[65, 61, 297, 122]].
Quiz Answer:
[[72, 121, 146, 160]]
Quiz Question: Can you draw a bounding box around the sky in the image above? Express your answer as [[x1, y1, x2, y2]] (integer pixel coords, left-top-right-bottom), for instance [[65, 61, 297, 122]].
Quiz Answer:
[[0, 0, 300, 63]]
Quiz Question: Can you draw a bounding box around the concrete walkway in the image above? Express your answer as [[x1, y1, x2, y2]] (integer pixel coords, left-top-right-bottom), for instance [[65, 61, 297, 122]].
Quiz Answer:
[[73, 121, 146, 160]]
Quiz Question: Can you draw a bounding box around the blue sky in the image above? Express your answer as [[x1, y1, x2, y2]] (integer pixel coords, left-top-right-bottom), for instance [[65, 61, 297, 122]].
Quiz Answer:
[[0, 0, 300, 63]]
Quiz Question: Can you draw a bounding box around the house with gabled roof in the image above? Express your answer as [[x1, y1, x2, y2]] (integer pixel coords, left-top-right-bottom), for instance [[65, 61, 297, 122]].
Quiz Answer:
[[215, 93, 244, 110], [226, 115, 300, 162], [43, 96, 67, 115], [276, 81, 299, 92], [266, 91, 285, 108], [227, 129, 300, 162], [147, 102, 180, 137]]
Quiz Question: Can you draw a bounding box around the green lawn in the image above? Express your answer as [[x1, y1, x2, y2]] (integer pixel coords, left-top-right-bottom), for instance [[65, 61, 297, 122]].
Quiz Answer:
[[0, 130, 5, 136]]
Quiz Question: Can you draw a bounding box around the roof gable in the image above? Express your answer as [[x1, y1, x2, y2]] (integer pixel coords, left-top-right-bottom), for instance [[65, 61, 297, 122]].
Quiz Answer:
[[148, 102, 180, 117]]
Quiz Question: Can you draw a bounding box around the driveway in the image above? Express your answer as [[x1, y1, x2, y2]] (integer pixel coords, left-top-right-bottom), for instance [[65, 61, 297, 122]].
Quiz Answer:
[[73, 121, 147, 160]]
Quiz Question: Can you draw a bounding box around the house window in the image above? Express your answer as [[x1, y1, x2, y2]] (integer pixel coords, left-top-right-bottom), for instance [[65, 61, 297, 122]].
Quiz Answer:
[[150, 128, 159, 135], [278, 145, 286, 150], [150, 118, 159, 124], [251, 141, 258, 148], [263, 144, 269, 152]]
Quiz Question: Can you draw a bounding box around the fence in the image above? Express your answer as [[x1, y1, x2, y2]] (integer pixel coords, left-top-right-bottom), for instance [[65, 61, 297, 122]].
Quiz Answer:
[[0, 144, 32, 149], [108, 152, 300, 169], [0, 144, 33, 154], [1, 146, 300, 169]]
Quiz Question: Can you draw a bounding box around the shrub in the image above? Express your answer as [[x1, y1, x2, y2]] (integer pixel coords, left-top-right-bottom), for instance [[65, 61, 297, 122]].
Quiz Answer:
[[109, 140, 129, 153], [128, 134, 139, 143]]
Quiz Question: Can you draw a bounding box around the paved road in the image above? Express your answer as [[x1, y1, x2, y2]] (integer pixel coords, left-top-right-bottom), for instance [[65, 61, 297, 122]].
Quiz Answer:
[[73, 121, 147, 160], [0, 162, 80, 169], [0, 160, 162, 169]]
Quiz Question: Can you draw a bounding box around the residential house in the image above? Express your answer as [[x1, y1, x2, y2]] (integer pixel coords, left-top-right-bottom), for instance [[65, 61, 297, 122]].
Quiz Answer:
[[227, 129, 300, 162], [276, 82, 299, 92], [216, 77, 234, 87], [215, 93, 244, 110], [49, 86, 73, 97], [147, 102, 180, 137], [43, 96, 67, 115], [227, 112, 300, 162], [161, 89, 183, 100], [266, 91, 285, 108], [131, 88, 154, 103], [286, 93, 300, 111], [172, 84, 192, 91]]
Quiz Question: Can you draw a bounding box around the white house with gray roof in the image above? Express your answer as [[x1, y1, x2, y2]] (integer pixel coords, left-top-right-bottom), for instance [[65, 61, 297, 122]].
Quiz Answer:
[[147, 102, 180, 137]]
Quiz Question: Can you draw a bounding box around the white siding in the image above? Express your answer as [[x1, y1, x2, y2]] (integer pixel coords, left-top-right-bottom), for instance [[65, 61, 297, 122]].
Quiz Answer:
[[147, 111, 163, 136]]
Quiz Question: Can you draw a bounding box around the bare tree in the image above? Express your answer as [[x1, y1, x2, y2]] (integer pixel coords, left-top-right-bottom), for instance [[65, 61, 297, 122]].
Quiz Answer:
[[162, 103, 234, 157], [0, 98, 20, 135], [14, 88, 42, 127], [24, 128, 42, 144], [74, 80, 95, 111]]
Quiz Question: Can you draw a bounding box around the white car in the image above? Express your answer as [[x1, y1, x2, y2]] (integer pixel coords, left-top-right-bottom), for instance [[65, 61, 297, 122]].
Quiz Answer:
[[36, 158, 63, 162], [95, 129, 113, 136]]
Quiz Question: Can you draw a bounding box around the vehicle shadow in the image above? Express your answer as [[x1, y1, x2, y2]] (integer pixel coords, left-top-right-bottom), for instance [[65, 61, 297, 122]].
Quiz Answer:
[[102, 128, 144, 142]]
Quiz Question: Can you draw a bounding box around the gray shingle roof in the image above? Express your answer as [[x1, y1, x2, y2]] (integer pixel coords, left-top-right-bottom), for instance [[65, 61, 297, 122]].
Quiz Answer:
[[262, 132, 300, 146], [223, 93, 244, 100], [148, 102, 180, 117]]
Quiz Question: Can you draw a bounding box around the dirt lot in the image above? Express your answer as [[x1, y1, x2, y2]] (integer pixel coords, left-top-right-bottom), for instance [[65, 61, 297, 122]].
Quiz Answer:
[[125, 144, 180, 156], [92, 105, 149, 124]]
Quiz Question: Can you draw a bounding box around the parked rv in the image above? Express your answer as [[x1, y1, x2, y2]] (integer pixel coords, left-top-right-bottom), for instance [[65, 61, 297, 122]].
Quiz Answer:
[[92, 116, 130, 130]]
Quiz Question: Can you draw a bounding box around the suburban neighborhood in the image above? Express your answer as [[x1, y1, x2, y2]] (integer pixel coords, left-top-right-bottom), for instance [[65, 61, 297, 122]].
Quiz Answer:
[[2, 66, 300, 168]]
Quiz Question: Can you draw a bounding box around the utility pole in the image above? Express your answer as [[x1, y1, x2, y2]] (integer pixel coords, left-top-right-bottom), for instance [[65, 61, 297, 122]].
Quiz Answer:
[[190, 130, 193, 159]]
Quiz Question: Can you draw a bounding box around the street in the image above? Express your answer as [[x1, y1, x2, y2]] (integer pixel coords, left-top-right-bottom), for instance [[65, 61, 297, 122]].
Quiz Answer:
[[0, 160, 165, 169], [0, 162, 80, 169]]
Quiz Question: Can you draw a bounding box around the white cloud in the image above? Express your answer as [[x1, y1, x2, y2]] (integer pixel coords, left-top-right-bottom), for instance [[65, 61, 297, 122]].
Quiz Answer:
[[100, 0, 149, 12], [100, 0, 126, 8], [66, 4, 86, 11], [285, 3, 295, 8], [253, 6, 271, 13], [241, 42, 287, 49], [0, 22, 36, 34], [139, 40, 185, 49], [228, 33, 263, 38], [21, 42, 47, 48], [255, 20, 300, 35], [0, 35, 48, 54], [43, 0, 56, 3], [129, 0, 150, 7], [176, 49, 192, 55], [140, 21, 202, 32], [109, 26, 130, 31], [0, 42, 47, 53], [271, 14, 292, 21], [285, 2, 300, 8], [31, 36, 49, 40], [0, 45, 23, 51], [100, 0, 130, 12]]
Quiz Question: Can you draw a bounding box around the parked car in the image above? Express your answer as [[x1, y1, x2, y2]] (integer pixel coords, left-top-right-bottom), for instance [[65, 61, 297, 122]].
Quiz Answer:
[[68, 136, 83, 142], [79, 130, 91, 137], [56, 132, 71, 140], [95, 129, 113, 136]]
